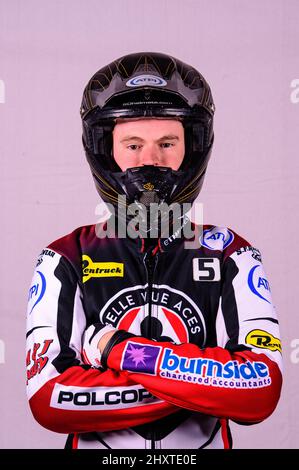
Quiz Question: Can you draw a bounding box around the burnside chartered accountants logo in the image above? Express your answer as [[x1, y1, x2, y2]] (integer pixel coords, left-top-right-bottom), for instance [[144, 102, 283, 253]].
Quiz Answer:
[[82, 255, 124, 283], [0, 79, 5, 104], [121, 343, 271, 389]]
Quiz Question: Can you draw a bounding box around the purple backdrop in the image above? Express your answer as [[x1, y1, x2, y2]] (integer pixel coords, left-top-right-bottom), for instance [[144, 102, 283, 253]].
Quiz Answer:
[[0, 0, 298, 448]]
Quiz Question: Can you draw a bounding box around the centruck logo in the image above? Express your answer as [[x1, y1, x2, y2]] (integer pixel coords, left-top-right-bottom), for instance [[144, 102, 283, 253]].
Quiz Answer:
[[0, 79, 5, 103], [82, 255, 124, 283]]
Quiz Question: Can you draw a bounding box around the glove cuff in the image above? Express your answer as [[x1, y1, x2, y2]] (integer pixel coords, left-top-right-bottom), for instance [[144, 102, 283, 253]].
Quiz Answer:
[[101, 330, 136, 369], [82, 323, 116, 367]]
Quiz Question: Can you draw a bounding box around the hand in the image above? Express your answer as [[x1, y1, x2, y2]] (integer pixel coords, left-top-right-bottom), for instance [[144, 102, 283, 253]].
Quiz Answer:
[[82, 323, 116, 367], [98, 330, 117, 354]]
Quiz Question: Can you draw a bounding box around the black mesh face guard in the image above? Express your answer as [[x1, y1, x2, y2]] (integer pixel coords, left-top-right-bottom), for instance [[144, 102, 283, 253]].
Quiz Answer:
[[112, 166, 183, 206], [110, 166, 186, 238]]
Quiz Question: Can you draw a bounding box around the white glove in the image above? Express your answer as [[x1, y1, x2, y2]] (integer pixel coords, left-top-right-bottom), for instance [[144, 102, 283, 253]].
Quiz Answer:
[[82, 323, 116, 367]]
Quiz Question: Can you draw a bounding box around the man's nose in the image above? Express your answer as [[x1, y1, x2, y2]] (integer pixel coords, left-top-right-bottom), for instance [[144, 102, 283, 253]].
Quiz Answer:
[[139, 145, 159, 166]]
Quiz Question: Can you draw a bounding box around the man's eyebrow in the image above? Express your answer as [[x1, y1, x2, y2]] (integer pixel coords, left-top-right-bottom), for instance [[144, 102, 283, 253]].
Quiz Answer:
[[120, 136, 145, 143], [120, 134, 180, 143], [157, 134, 179, 142]]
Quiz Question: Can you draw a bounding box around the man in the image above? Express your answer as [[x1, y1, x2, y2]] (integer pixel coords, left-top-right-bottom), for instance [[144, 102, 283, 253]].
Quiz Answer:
[[26, 52, 282, 449]]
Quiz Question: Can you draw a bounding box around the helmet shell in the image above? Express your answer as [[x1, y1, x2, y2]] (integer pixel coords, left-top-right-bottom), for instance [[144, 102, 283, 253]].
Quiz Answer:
[[80, 52, 215, 208]]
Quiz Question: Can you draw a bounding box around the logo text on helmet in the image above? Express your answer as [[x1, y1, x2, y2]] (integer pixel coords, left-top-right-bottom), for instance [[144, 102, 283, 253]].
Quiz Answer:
[[126, 74, 167, 88]]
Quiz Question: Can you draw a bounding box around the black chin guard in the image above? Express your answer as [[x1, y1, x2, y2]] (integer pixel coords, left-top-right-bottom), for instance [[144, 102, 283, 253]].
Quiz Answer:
[[113, 165, 183, 206], [111, 166, 185, 237]]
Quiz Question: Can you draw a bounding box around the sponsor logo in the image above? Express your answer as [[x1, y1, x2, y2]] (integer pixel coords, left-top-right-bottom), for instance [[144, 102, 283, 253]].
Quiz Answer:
[[26, 339, 53, 383], [122, 342, 162, 374], [36, 249, 55, 267], [28, 270, 46, 314], [143, 182, 154, 190], [82, 255, 124, 283], [50, 384, 162, 410], [99, 284, 206, 345], [200, 227, 234, 251], [126, 74, 167, 87], [162, 214, 193, 249], [236, 246, 262, 262], [248, 264, 271, 304], [192, 258, 220, 281], [158, 348, 271, 389], [119, 345, 271, 389], [246, 330, 282, 353]]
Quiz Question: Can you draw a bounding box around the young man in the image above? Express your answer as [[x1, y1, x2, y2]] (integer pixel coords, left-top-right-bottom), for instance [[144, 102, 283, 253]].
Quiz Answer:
[[26, 52, 282, 449]]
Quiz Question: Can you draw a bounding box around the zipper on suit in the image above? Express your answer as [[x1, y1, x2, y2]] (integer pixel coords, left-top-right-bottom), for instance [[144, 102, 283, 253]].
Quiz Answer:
[[143, 247, 159, 338], [143, 245, 159, 449]]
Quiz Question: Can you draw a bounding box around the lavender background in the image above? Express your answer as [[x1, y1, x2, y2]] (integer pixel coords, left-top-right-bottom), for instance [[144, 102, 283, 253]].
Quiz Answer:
[[0, 0, 298, 448]]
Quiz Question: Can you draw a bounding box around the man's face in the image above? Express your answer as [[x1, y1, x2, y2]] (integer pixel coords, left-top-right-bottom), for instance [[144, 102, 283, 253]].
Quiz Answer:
[[112, 118, 185, 171]]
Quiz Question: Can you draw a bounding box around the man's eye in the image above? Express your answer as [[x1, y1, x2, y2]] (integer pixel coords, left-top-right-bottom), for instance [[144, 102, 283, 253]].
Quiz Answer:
[[127, 144, 140, 150], [160, 142, 174, 148]]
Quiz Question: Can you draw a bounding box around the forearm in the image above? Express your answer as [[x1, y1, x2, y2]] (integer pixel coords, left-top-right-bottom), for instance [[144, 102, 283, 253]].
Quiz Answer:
[[102, 335, 282, 423], [28, 365, 180, 434]]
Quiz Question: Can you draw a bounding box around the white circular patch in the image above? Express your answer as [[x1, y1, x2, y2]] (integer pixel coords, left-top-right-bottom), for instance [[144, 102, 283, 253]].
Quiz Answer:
[[200, 227, 234, 251], [126, 74, 167, 87]]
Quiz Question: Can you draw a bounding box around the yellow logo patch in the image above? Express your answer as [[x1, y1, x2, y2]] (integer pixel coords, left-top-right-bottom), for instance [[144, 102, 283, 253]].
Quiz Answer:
[[143, 182, 154, 190], [246, 329, 282, 353], [82, 255, 124, 283]]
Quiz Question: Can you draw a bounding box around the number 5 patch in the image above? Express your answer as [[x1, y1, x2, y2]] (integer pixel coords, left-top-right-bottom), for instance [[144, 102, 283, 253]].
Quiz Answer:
[[192, 258, 220, 281]]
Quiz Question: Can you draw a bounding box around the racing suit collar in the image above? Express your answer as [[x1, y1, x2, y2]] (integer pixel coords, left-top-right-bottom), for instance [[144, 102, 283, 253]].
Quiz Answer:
[[99, 214, 195, 253]]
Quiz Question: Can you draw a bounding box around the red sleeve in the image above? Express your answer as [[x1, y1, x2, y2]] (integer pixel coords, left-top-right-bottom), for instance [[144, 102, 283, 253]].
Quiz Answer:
[[29, 366, 179, 434], [104, 337, 282, 423], [26, 247, 179, 434]]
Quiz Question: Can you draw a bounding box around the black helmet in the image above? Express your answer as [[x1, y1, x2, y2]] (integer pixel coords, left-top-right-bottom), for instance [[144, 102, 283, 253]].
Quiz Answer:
[[80, 52, 215, 215]]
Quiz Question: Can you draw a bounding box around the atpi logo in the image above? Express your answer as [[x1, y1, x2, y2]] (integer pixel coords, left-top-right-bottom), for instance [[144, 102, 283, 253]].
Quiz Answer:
[[201, 227, 234, 251], [248, 264, 272, 303], [28, 271, 47, 314], [82, 255, 124, 283], [126, 74, 167, 87], [246, 330, 282, 353]]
